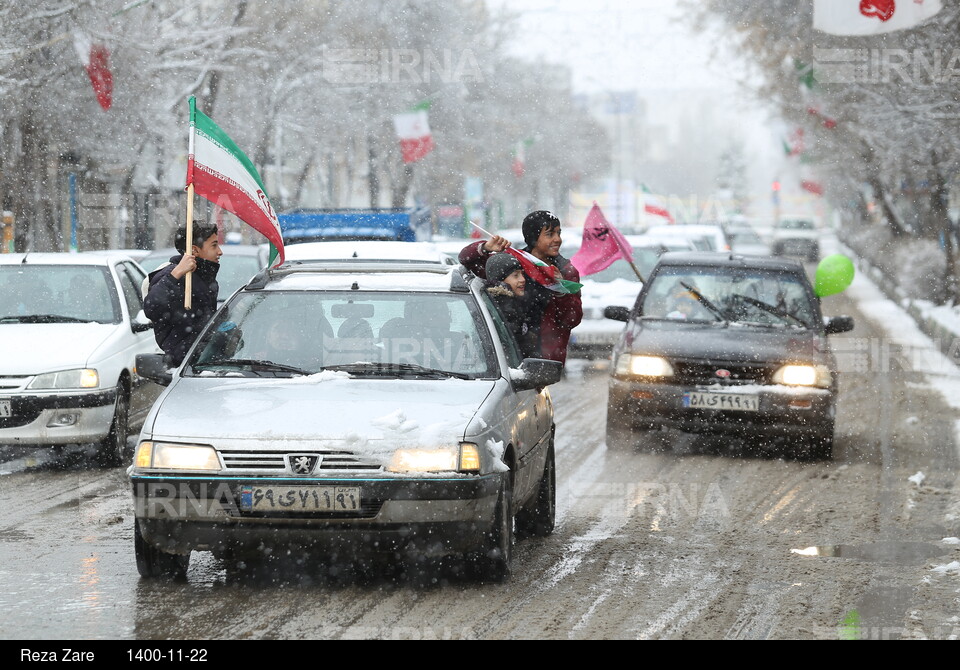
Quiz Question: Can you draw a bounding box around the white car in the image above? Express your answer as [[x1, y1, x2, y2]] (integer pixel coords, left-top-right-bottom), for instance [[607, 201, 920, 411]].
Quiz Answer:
[[771, 218, 819, 261], [645, 224, 730, 252], [0, 252, 162, 465], [131, 261, 562, 581], [724, 226, 771, 257], [283, 240, 457, 265]]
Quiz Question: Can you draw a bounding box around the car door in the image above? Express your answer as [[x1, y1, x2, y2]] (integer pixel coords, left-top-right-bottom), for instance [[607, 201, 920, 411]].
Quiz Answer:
[[481, 292, 544, 504], [115, 261, 162, 420]]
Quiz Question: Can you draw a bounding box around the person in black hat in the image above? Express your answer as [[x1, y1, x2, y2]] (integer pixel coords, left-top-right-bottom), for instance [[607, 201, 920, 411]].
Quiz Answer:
[[143, 222, 222, 366], [459, 210, 582, 363], [484, 252, 538, 358]]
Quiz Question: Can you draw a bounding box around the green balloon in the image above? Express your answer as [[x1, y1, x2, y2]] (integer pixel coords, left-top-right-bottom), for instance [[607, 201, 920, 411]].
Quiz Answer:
[[815, 254, 855, 297]]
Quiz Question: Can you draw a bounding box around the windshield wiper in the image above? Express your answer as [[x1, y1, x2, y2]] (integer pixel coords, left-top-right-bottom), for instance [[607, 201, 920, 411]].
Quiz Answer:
[[0, 314, 95, 324], [731, 294, 809, 328], [322, 362, 471, 379], [192, 358, 311, 376], [680, 282, 727, 324]]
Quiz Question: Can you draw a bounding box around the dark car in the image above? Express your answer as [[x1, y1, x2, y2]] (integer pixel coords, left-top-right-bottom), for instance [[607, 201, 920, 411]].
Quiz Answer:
[[603, 252, 854, 459]]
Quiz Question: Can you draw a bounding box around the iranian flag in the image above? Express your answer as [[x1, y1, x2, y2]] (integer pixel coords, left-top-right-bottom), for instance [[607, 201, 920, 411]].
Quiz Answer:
[[814, 0, 942, 35], [641, 184, 673, 223], [393, 102, 434, 164], [187, 96, 284, 266], [504, 247, 582, 295], [72, 32, 113, 111], [512, 138, 533, 179]]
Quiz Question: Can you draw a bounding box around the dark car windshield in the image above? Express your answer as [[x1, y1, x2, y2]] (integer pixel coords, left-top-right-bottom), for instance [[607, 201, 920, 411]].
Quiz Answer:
[[187, 290, 497, 379], [639, 265, 816, 328], [0, 265, 120, 324]]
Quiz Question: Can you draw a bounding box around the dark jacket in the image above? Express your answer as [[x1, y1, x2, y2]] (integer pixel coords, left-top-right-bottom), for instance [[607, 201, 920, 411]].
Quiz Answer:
[[460, 241, 582, 363], [143, 255, 220, 365], [485, 282, 538, 359]]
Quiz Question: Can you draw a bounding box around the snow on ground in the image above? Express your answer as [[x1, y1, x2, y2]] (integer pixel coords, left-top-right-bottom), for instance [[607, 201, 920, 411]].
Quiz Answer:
[[828, 234, 960, 453]]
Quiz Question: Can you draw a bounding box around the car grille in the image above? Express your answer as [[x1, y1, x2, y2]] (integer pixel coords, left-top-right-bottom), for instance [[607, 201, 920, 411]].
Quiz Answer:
[[219, 450, 383, 473], [0, 375, 28, 391], [672, 360, 773, 385]]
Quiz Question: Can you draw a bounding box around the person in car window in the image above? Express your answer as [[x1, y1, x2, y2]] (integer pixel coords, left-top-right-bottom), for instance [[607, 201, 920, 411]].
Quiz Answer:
[[460, 210, 582, 364], [484, 252, 538, 358], [143, 223, 222, 366]]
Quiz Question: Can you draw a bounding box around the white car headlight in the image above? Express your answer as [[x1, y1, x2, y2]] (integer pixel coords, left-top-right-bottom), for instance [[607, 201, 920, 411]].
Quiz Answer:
[[773, 364, 831, 388], [135, 442, 220, 471], [387, 443, 481, 473], [28, 368, 99, 390], [616, 355, 674, 378]]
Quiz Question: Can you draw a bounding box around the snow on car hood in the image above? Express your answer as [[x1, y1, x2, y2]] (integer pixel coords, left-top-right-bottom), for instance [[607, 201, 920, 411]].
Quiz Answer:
[[628, 321, 828, 363], [0, 323, 119, 373], [150, 375, 497, 455]]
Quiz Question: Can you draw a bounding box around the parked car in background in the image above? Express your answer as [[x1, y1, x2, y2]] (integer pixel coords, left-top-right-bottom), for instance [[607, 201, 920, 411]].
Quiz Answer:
[[771, 217, 819, 261], [0, 252, 161, 466], [131, 261, 562, 581], [140, 243, 269, 304], [604, 252, 854, 460]]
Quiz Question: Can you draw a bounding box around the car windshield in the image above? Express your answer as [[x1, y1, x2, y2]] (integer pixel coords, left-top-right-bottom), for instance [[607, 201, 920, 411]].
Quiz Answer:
[[729, 230, 763, 245], [639, 265, 816, 328], [0, 265, 120, 324], [188, 290, 497, 379], [214, 255, 264, 296]]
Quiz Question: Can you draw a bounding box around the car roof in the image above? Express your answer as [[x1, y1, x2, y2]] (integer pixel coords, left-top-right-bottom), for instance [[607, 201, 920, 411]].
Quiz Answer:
[[248, 261, 470, 293], [283, 240, 453, 263], [654, 251, 805, 272], [0, 252, 122, 266]]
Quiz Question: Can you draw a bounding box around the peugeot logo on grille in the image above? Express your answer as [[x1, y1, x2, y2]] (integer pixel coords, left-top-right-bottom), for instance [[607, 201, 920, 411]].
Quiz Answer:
[[715, 369, 731, 378], [289, 454, 320, 474]]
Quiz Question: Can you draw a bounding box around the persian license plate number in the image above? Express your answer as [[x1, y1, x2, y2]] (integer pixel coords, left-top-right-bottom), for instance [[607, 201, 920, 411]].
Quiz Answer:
[[683, 391, 759, 411], [240, 485, 361, 512], [0, 400, 10, 418]]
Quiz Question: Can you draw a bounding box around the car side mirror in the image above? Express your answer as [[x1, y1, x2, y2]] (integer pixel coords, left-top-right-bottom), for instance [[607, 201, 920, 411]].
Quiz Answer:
[[132, 309, 153, 333], [824, 315, 854, 335], [136, 353, 173, 386], [510, 358, 563, 391], [604, 306, 630, 322]]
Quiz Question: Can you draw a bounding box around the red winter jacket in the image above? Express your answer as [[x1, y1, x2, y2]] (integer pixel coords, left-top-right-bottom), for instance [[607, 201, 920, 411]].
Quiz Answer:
[[459, 241, 582, 364]]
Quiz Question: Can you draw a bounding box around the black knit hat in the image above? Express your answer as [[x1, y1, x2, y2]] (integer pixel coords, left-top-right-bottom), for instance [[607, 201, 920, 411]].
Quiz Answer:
[[485, 252, 522, 283], [521, 210, 561, 248]]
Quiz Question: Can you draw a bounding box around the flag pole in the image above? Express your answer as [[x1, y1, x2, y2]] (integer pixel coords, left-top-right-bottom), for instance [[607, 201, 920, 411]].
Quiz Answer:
[[184, 184, 194, 310], [615, 233, 645, 283], [184, 97, 197, 310]]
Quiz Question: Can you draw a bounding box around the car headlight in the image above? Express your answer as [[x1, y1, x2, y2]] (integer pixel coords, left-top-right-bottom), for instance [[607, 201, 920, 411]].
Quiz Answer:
[[616, 355, 674, 378], [27, 368, 99, 390], [773, 364, 832, 388], [387, 443, 481, 473], [134, 442, 220, 471]]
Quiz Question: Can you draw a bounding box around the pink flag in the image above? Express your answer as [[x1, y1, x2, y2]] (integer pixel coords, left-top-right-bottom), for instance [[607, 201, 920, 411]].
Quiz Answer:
[[570, 203, 634, 276]]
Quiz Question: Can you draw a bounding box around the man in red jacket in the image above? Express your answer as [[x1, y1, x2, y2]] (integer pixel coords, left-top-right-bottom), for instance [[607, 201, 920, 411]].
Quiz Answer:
[[460, 210, 582, 364]]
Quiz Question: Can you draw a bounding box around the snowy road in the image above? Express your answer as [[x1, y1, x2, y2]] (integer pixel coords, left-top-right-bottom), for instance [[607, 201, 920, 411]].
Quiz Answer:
[[1, 269, 959, 640]]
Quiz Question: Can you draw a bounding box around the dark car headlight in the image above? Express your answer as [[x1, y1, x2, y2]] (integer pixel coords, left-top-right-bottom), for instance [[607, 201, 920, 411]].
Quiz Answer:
[[615, 354, 674, 378], [772, 364, 832, 388]]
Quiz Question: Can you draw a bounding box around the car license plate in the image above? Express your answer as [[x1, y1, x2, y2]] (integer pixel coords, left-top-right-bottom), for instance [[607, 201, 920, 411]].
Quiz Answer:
[[573, 332, 615, 345], [0, 400, 10, 418], [683, 391, 758, 411], [240, 485, 361, 512]]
